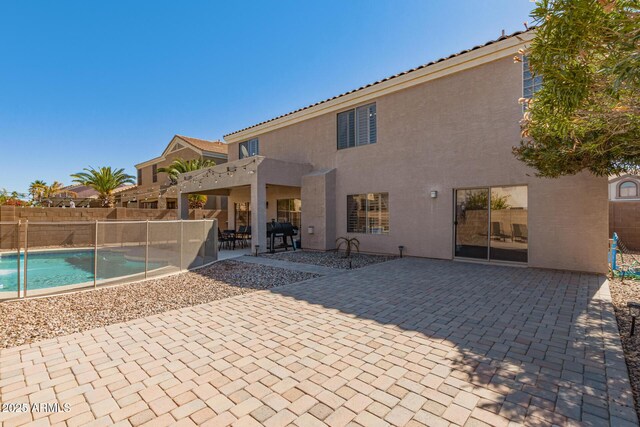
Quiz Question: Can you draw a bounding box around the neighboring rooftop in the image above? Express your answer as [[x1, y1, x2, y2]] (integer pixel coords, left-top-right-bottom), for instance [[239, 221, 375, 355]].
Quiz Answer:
[[224, 28, 533, 139], [135, 135, 229, 169], [175, 135, 228, 155], [58, 183, 135, 199]]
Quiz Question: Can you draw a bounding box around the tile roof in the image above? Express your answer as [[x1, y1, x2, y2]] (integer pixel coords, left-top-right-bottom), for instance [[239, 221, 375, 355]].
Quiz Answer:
[[176, 135, 228, 155], [113, 184, 137, 194], [224, 28, 533, 138]]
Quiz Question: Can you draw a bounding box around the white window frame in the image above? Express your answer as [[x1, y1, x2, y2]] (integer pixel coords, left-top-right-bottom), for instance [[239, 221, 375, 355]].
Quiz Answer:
[[239, 138, 259, 159], [347, 192, 389, 235], [337, 103, 377, 150]]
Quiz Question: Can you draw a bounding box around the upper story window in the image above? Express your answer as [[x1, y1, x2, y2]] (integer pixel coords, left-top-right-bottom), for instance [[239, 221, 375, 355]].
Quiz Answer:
[[523, 55, 543, 100], [347, 192, 389, 234], [619, 181, 639, 198], [137, 169, 142, 186], [239, 138, 259, 159], [337, 103, 377, 150], [152, 164, 158, 183]]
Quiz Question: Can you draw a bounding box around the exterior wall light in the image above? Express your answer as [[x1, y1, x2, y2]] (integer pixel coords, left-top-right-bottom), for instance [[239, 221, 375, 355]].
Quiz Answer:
[[430, 191, 438, 198], [308, 226, 314, 235]]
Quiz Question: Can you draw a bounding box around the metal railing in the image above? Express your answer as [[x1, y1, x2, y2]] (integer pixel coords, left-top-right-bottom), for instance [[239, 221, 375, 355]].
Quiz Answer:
[[0, 219, 218, 301]]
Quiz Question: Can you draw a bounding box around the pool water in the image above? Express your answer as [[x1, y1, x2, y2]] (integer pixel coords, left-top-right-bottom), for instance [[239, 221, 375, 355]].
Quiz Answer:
[[0, 250, 166, 293]]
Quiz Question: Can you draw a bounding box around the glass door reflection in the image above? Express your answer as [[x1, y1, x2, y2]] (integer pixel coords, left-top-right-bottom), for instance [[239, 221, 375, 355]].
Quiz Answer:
[[455, 188, 489, 259], [489, 186, 528, 262]]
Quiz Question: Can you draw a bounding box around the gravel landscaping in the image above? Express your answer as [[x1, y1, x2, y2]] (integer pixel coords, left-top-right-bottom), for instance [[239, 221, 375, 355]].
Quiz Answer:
[[260, 250, 396, 269], [610, 274, 640, 417], [0, 260, 318, 349]]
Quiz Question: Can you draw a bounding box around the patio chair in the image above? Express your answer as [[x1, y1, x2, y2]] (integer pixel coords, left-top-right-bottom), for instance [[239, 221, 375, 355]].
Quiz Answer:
[[244, 226, 252, 248], [218, 228, 235, 250], [512, 223, 528, 242], [490, 222, 510, 241], [236, 226, 248, 248]]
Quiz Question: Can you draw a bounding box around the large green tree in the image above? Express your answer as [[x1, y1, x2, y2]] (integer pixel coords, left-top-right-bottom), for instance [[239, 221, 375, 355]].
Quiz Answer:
[[514, 0, 640, 177], [71, 167, 135, 208]]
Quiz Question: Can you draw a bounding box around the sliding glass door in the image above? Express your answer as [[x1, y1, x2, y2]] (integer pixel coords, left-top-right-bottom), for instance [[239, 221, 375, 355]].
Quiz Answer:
[[455, 189, 489, 259], [454, 186, 528, 263]]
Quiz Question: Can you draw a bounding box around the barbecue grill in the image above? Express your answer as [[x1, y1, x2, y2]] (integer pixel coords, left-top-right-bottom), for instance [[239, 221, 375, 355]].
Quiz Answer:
[[266, 220, 298, 253]]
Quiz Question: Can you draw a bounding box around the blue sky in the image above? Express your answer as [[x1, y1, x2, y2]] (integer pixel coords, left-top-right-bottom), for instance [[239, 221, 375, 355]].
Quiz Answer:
[[0, 1, 535, 194]]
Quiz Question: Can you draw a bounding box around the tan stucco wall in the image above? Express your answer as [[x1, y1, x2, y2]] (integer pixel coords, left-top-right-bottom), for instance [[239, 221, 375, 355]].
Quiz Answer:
[[225, 56, 608, 273], [301, 169, 336, 250], [131, 146, 227, 208]]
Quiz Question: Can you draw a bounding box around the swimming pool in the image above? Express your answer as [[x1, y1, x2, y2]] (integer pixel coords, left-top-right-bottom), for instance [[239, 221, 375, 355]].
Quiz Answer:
[[0, 249, 166, 295]]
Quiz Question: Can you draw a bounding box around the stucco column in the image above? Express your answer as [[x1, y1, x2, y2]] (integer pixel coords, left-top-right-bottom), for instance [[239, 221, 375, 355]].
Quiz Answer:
[[157, 195, 167, 210], [251, 176, 267, 253], [178, 192, 189, 220], [228, 200, 236, 230]]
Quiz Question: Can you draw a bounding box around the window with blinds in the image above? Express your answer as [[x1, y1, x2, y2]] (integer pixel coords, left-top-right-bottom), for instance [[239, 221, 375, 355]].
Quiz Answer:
[[523, 55, 543, 100], [347, 192, 389, 234], [239, 138, 259, 159], [152, 164, 158, 183], [337, 103, 376, 150]]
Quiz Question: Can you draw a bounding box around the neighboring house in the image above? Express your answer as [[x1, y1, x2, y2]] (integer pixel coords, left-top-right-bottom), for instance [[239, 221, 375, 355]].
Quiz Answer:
[[609, 174, 640, 201], [177, 29, 608, 273], [49, 184, 136, 207], [119, 135, 228, 210]]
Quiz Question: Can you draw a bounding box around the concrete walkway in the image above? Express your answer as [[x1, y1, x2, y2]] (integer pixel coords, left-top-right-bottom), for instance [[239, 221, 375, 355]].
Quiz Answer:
[[0, 258, 636, 426], [235, 255, 343, 276], [218, 248, 252, 261]]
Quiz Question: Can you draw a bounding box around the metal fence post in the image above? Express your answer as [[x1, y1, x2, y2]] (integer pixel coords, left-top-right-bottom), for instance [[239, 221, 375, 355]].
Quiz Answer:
[[94, 220, 98, 288], [16, 220, 20, 299], [23, 220, 28, 298], [145, 220, 149, 278], [180, 220, 184, 271]]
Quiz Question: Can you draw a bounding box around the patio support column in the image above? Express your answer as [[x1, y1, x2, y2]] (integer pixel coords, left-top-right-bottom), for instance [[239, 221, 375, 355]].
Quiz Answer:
[[178, 192, 189, 220], [251, 175, 267, 253]]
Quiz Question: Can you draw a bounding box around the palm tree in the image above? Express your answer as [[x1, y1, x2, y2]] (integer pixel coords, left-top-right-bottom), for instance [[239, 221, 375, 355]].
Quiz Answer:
[[43, 181, 67, 199], [71, 167, 135, 208], [29, 180, 47, 202], [158, 158, 216, 209], [158, 158, 217, 184]]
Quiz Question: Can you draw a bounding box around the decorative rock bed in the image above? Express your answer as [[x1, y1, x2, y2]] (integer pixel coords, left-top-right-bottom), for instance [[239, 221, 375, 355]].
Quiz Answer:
[[260, 250, 396, 269], [610, 276, 640, 418], [0, 260, 318, 349]]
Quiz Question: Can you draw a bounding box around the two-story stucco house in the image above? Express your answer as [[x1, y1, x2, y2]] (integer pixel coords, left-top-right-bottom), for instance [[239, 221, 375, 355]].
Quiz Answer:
[[178, 29, 608, 273], [120, 135, 228, 209]]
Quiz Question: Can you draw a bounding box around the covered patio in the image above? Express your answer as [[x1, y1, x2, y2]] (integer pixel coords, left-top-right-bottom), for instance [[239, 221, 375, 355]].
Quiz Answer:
[[177, 156, 313, 252]]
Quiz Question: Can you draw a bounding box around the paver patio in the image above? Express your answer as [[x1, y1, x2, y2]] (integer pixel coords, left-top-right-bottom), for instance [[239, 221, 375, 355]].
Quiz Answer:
[[0, 258, 636, 426]]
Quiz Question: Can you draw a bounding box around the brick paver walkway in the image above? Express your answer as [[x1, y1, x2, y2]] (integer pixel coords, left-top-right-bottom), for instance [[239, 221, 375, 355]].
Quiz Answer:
[[0, 258, 636, 426]]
